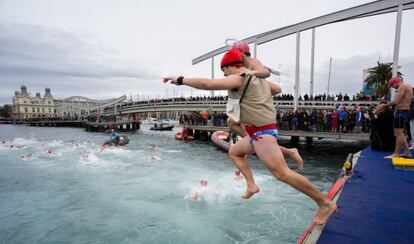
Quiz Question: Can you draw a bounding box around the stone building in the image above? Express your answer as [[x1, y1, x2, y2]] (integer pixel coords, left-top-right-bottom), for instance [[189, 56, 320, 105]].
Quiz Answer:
[[12, 86, 55, 119]]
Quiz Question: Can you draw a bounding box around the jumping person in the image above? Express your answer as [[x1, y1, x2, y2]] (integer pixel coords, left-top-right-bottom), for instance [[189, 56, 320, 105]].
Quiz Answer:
[[231, 41, 304, 168], [378, 76, 413, 158], [163, 48, 336, 225]]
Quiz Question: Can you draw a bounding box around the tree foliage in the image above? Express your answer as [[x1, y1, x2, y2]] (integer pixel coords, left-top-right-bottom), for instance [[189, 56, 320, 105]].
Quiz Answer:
[[364, 62, 403, 97], [0, 105, 12, 118]]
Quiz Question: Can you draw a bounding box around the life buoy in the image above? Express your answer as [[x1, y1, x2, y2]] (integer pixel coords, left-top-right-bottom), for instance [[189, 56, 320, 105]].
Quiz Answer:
[[211, 131, 230, 151], [175, 131, 194, 141]]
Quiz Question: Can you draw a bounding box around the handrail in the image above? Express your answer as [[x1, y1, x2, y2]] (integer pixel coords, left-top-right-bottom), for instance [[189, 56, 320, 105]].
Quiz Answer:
[[101, 100, 380, 114]]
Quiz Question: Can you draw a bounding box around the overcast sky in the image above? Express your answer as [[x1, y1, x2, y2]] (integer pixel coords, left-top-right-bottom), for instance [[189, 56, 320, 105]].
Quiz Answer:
[[1, 0, 414, 104]]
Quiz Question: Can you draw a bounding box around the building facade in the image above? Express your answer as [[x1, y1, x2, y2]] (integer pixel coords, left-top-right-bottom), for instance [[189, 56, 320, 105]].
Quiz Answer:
[[362, 68, 375, 95], [12, 86, 55, 119]]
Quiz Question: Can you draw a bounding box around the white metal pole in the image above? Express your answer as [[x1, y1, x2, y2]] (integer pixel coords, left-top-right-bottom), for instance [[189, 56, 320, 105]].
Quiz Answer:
[[211, 56, 215, 98], [254, 38, 258, 58], [278, 64, 282, 86], [294, 31, 300, 112], [327, 57, 332, 95], [310, 28, 315, 98], [391, 4, 403, 99]]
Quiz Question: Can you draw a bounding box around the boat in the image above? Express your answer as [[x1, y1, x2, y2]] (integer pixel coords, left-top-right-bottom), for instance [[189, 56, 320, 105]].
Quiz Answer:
[[211, 131, 231, 151], [150, 122, 174, 131]]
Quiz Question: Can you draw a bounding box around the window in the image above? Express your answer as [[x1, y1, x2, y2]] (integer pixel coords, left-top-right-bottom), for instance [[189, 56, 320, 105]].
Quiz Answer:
[[32, 107, 35, 113], [49, 108, 52, 113], [24, 107, 28, 113], [42, 108, 45, 113], [37, 108, 40, 113], [48, 101, 51, 105]]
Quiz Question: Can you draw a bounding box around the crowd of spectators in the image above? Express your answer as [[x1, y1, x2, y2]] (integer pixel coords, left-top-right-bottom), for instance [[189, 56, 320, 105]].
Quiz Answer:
[[275, 93, 380, 101], [179, 111, 228, 127], [277, 107, 370, 133], [179, 105, 375, 134], [112, 92, 380, 110]]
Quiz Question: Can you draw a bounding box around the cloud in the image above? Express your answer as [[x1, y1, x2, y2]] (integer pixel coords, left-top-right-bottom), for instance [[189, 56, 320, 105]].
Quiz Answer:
[[273, 53, 414, 96], [0, 21, 158, 104], [2, 21, 414, 105]]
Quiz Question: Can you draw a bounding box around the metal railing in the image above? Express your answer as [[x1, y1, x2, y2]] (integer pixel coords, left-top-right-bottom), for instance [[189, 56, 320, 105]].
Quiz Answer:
[[101, 100, 380, 115]]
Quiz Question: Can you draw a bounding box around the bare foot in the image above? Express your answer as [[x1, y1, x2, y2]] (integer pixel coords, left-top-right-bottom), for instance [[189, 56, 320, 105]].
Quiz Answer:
[[384, 153, 399, 159], [242, 185, 260, 199], [289, 148, 304, 169], [314, 202, 337, 225]]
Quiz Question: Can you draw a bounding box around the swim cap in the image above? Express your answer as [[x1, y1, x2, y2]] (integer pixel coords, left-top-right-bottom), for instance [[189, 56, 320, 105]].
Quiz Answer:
[[233, 40, 250, 54], [200, 178, 208, 186], [220, 49, 243, 69], [388, 76, 401, 86]]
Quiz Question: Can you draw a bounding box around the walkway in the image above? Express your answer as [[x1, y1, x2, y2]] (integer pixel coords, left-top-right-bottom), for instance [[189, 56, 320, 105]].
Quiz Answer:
[[317, 147, 414, 243], [186, 125, 370, 141]]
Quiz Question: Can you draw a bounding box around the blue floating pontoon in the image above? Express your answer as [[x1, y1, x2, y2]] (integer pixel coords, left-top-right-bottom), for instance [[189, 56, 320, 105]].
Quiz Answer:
[[317, 147, 414, 243]]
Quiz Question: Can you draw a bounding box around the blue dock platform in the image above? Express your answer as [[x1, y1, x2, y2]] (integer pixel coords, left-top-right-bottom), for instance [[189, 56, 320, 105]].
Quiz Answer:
[[316, 147, 414, 243]]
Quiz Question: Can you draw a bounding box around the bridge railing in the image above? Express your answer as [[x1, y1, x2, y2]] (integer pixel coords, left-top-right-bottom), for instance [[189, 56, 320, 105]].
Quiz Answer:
[[100, 100, 380, 115]]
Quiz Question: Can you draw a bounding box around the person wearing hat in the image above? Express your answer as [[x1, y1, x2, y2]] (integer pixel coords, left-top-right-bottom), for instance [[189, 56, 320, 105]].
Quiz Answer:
[[230, 41, 304, 169], [232, 40, 272, 78], [163, 49, 336, 225], [378, 76, 413, 158]]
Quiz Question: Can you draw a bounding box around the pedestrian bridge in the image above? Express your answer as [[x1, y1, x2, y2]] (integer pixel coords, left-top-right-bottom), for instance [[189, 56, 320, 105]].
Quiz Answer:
[[106, 100, 379, 115]]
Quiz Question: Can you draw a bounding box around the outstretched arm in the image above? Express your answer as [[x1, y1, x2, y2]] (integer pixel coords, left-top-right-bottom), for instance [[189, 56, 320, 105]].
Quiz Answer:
[[163, 75, 243, 90]]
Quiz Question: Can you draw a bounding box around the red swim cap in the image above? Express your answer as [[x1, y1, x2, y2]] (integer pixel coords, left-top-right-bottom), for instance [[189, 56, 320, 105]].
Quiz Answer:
[[233, 40, 250, 54], [388, 76, 401, 86], [220, 49, 243, 69], [200, 178, 208, 186]]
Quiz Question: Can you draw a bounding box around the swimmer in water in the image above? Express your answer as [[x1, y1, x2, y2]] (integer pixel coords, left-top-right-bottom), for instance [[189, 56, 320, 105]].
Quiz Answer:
[[191, 178, 208, 201], [47, 149, 54, 157], [100, 144, 108, 152], [80, 152, 89, 160], [21, 153, 33, 161], [151, 155, 162, 161]]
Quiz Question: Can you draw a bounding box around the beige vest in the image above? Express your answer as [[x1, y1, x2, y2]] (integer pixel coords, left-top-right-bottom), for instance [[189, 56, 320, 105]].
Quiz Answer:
[[228, 75, 276, 127]]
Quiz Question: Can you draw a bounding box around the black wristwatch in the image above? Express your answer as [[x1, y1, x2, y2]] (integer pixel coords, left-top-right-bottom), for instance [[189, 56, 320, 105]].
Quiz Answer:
[[177, 76, 184, 85]]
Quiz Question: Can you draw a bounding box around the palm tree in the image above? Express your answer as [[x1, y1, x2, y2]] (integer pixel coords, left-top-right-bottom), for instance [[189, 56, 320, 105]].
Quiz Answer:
[[364, 62, 403, 97]]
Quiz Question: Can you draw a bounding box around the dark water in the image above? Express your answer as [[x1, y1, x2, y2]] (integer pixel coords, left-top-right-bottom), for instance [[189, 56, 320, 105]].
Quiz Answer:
[[0, 124, 368, 243]]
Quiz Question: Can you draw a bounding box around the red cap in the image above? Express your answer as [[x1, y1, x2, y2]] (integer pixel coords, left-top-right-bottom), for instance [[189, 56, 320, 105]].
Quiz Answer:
[[200, 178, 208, 186], [388, 76, 401, 86], [233, 40, 250, 54], [220, 49, 243, 69]]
